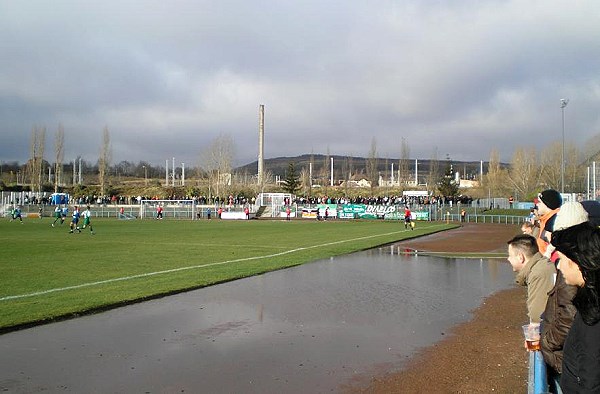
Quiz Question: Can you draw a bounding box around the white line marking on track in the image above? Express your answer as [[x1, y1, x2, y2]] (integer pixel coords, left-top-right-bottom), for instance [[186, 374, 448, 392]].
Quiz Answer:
[[1, 224, 447, 301]]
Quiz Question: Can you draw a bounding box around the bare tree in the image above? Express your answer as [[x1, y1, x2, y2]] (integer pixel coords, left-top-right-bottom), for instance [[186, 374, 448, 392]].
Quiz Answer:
[[383, 156, 389, 188], [564, 143, 582, 192], [581, 133, 600, 164], [98, 127, 112, 196], [484, 149, 510, 197], [366, 137, 378, 191], [200, 133, 235, 198], [341, 155, 353, 195], [318, 147, 331, 193], [54, 124, 64, 192], [38, 127, 46, 191], [508, 147, 540, 200], [27, 128, 36, 189], [308, 152, 314, 195], [539, 142, 561, 190], [399, 137, 410, 184], [426, 146, 439, 193], [347, 155, 353, 183], [27, 125, 46, 192], [538, 141, 582, 193], [299, 167, 311, 195]]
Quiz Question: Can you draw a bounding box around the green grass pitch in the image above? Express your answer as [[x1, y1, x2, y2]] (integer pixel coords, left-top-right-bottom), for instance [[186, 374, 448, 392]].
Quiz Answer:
[[0, 217, 456, 331]]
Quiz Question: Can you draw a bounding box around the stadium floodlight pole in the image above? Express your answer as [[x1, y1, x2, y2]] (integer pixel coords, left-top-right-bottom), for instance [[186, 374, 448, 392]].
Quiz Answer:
[[560, 98, 569, 194], [330, 157, 334, 186], [309, 162, 313, 193], [415, 159, 418, 185], [181, 162, 185, 186], [587, 166, 591, 200]]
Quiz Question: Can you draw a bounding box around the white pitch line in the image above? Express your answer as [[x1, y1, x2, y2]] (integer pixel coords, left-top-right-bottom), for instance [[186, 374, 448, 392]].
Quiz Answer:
[[1, 224, 446, 302]]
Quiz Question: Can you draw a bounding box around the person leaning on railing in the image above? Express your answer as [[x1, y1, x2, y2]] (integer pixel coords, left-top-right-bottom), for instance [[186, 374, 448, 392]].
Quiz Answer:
[[507, 234, 555, 324], [550, 222, 600, 393]]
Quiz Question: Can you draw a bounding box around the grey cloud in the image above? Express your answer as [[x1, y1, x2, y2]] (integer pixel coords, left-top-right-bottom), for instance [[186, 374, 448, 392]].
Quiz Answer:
[[1, 0, 600, 169]]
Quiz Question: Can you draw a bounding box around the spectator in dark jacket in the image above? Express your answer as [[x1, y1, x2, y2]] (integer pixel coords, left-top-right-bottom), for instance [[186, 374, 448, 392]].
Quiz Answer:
[[541, 202, 588, 393], [541, 271, 578, 393], [551, 222, 600, 393]]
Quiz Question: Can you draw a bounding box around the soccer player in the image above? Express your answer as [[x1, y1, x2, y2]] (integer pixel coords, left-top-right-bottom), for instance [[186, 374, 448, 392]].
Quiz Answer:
[[404, 206, 412, 229], [52, 205, 62, 227], [61, 205, 69, 225], [69, 206, 81, 233], [11, 206, 23, 223], [81, 206, 95, 235]]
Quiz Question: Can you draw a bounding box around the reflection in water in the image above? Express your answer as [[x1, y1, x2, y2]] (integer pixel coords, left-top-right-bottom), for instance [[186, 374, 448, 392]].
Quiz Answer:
[[0, 246, 515, 394], [379, 244, 505, 292]]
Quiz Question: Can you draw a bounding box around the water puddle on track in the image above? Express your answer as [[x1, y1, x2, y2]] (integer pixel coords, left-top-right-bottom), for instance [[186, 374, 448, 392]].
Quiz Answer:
[[0, 245, 513, 393]]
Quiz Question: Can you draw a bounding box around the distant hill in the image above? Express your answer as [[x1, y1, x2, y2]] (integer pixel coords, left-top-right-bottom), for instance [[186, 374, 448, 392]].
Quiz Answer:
[[236, 154, 493, 182]]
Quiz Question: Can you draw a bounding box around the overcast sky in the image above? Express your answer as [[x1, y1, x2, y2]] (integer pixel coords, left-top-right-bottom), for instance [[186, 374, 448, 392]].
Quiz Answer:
[[2, 0, 600, 168]]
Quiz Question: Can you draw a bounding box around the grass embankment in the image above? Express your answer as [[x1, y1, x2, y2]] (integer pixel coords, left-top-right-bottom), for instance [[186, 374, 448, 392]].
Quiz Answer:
[[0, 218, 456, 331]]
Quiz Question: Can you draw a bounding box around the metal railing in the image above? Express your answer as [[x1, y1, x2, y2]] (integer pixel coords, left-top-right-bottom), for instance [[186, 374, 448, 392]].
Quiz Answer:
[[528, 351, 548, 394], [440, 214, 527, 225], [9, 202, 529, 226]]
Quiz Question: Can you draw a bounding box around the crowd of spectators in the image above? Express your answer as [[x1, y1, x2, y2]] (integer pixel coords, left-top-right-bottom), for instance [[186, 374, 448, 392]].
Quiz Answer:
[[8, 191, 474, 209], [293, 194, 473, 207], [9, 194, 51, 205]]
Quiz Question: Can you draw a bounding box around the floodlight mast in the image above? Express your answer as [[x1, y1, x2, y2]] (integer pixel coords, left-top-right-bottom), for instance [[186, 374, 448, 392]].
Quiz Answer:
[[560, 98, 569, 194], [258, 105, 265, 185]]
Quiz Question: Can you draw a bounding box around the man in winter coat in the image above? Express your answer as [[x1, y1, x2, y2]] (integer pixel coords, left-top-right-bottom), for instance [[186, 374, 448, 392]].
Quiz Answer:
[[507, 234, 556, 323]]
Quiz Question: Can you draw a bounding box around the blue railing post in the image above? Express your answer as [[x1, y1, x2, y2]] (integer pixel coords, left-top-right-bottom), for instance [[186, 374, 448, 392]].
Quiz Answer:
[[528, 350, 548, 394]]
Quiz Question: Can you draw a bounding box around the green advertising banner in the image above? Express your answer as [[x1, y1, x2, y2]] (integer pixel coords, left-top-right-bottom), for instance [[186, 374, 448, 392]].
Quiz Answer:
[[383, 212, 403, 220], [383, 211, 429, 221], [300, 204, 429, 220], [340, 204, 394, 219], [414, 211, 429, 220], [339, 204, 365, 219]]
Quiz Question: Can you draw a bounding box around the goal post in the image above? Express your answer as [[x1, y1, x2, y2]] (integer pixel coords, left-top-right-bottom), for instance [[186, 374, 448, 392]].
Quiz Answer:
[[139, 199, 197, 220]]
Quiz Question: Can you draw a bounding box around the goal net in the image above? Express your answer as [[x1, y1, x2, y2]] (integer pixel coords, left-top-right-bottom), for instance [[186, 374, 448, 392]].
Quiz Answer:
[[139, 200, 197, 220]]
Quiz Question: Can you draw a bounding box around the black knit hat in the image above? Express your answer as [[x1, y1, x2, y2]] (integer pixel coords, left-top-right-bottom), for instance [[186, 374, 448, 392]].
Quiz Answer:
[[539, 189, 562, 210]]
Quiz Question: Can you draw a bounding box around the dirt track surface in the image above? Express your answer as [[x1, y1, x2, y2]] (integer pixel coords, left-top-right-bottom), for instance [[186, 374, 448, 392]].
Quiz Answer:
[[346, 223, 529, 393], [399, 223, 520, 254]]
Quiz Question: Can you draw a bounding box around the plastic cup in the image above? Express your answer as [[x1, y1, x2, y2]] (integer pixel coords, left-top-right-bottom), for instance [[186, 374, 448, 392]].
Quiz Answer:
[[522, 323, 541, 351]]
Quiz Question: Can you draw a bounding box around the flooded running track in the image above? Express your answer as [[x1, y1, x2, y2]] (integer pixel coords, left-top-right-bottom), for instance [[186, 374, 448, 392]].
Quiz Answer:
[[0, 246, 514, 393]]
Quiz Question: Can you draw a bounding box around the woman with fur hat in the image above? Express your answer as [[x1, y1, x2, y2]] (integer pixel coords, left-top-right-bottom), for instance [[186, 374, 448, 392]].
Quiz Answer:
[[551, 222, 600, 392]]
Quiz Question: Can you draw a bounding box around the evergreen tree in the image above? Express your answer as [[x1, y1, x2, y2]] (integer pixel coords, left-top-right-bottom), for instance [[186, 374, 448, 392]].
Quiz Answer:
[[282, 162, 301, 195], [437, 162, 459, 197]]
